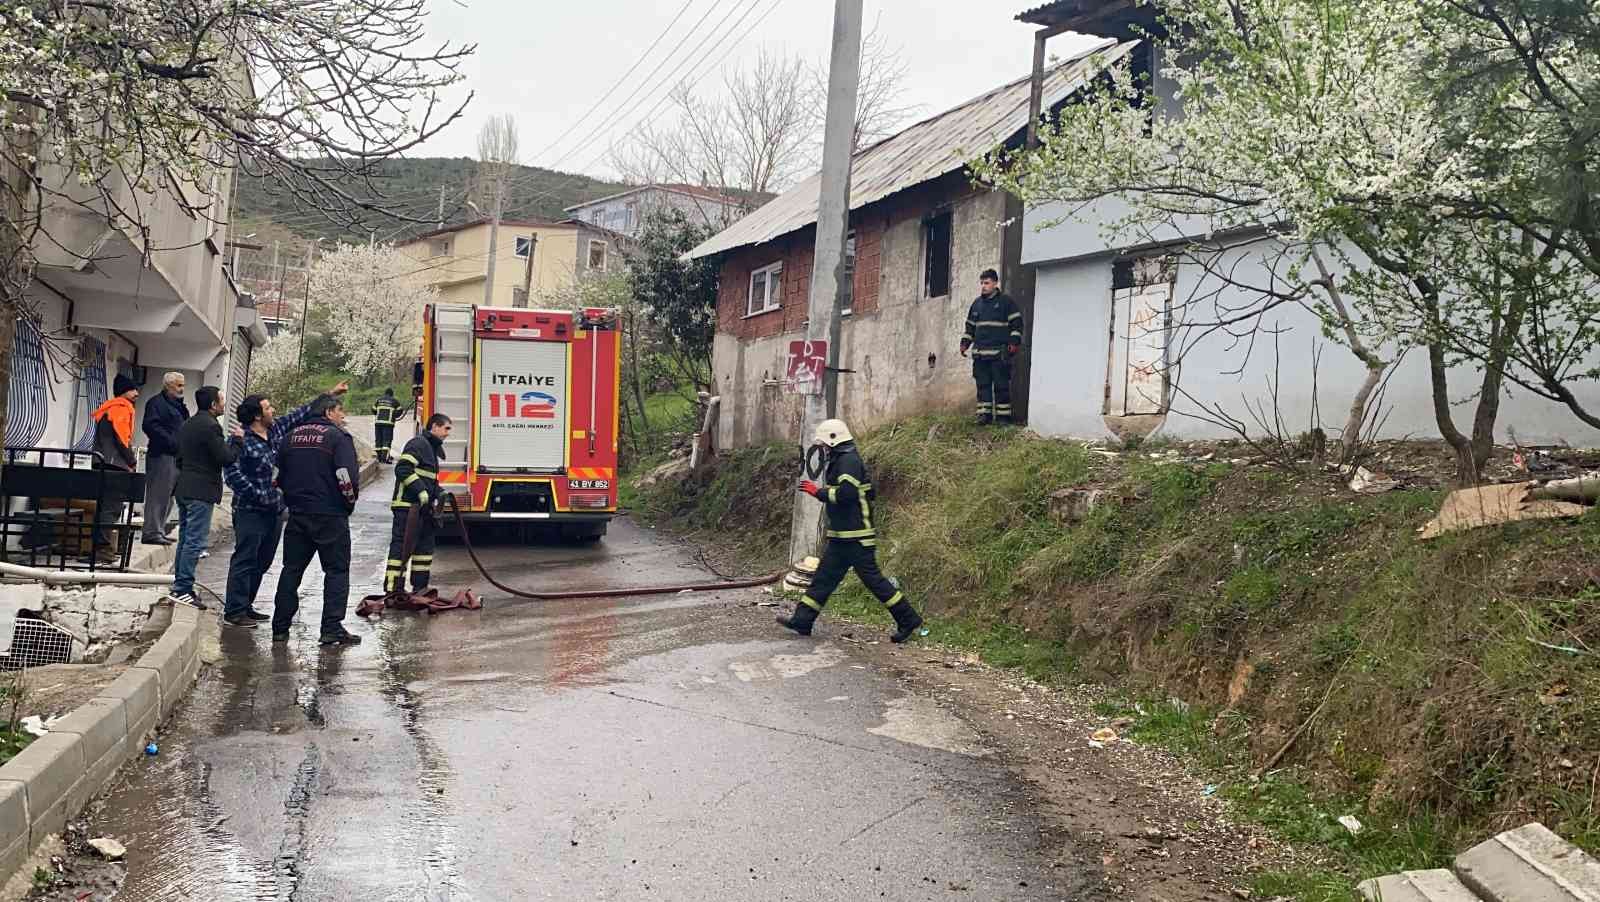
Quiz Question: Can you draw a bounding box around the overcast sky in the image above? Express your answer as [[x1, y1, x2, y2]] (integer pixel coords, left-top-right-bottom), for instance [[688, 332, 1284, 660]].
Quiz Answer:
[[414, 0, 1102, 177]]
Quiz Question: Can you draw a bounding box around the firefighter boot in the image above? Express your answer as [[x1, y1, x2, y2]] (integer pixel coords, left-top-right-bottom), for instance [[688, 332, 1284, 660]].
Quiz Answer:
[[887, 600, 924, 644], [776, 599, 820, 636]]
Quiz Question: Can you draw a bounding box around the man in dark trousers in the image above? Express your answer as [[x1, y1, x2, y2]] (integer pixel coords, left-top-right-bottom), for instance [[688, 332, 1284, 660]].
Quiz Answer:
[[273, 394, 362, 646], [371, 388, 402, 464], [384, 414, 451, 596], [777, 419, 924, 643], [140, 372, 188, 545], [86, 375, 140, 564], [169, 385, 242, 608], [221, 381, 348, 628], [960, 268, 1025, 425]]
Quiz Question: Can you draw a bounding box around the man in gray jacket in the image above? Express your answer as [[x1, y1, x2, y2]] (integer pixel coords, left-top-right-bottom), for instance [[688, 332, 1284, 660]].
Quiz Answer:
[[168, 386, 242, 608]]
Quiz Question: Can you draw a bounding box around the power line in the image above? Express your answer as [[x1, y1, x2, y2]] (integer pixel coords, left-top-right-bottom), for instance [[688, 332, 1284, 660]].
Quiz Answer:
[[528, 0, 702, 164]]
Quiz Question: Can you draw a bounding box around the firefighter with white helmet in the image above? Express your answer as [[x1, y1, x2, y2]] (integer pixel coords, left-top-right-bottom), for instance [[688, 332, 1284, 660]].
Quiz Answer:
[[779, 418, 924, 642]]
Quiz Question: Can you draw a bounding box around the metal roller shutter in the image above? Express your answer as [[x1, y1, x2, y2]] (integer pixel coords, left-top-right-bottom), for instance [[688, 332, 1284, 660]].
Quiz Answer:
[[225, 330, 251, 430]]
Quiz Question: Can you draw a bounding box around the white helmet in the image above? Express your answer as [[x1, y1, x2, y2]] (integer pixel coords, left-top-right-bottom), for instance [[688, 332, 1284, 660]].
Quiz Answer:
[[813, 419, 853, 447]]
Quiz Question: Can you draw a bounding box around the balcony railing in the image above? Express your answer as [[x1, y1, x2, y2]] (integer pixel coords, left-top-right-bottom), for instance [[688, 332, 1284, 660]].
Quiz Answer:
[[0, 447, 145, 573]]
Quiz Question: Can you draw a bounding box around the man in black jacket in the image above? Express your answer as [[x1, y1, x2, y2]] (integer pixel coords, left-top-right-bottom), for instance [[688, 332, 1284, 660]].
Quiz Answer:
[[169, 385, 242, 608], [384, 414, 451, 595], [778, 418, 924, 643], [273, 395, 362, 646], [960, 269, 1025, 425], [140, 372, 188, 545]]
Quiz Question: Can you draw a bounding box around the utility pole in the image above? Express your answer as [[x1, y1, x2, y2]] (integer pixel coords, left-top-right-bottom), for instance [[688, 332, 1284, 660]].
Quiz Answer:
[[520, 233, 538, 307], [297, 239, 320, 367], [482, 182, 503, 307], [788, 0, 863, 566]]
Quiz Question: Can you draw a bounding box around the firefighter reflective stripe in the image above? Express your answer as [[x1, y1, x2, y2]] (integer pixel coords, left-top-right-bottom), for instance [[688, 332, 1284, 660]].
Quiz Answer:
[[826, 527, 876, 539], [799, 595, 823, 611], [881, 590, 903, 606], [1008, 311, 1024, 342], [398, 453, 420, 466], [975, 320, 1008, 327], [973, 348, 1003, 357], [412, 468, 438, 480]]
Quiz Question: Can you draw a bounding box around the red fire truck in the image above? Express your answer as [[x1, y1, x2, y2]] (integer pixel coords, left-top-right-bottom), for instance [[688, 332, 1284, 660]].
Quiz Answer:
[[413, 304, 621, 540]]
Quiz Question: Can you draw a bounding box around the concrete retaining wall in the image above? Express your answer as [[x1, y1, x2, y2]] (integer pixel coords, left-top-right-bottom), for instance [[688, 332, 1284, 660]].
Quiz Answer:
[[0, 602, 202, 881]]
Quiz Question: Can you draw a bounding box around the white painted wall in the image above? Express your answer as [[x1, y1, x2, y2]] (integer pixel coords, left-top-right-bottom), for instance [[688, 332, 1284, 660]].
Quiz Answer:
[[1029, 240, 1600, 446]]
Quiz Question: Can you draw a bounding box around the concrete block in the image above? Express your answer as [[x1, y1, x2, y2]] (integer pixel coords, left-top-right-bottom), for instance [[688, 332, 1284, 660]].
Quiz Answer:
[[134, 634, 187, 715], [0, 780, 28, 876], [1, 733, 83, 847], [1048, 488, 1112, 525], [97, 668, 160, 732], [90, 586, 165, 616], [46, 699, 126, 776], [1456, 823, 1600, 902], [124, 706, 157, 760], [1359, 870, 1484, 902]]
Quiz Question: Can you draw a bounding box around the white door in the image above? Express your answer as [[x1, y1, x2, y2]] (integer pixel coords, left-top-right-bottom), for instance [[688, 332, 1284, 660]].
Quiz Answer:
[[475, 338, 569, 471], [1106, 260, 1172, 417]]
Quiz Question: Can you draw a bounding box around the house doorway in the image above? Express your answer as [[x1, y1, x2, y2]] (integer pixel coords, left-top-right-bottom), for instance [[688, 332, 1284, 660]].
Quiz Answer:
[[1104, 256, 1173, 439]]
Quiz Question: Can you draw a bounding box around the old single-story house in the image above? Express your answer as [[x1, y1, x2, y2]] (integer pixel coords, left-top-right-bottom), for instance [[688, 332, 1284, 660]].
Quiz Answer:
[[688, 42, 1135, 450], [1015, 0, 1600, 446]]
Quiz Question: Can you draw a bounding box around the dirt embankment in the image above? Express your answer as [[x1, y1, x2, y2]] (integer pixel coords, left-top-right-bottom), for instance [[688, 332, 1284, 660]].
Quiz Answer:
[[633, 416, 1600, 894]]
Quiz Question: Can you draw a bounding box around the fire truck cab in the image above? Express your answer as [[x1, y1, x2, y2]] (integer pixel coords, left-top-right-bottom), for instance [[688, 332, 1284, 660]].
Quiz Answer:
[[415, 303, 621, 540]]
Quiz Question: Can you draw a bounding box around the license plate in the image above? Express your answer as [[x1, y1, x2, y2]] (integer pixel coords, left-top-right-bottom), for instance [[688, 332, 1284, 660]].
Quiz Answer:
[[571, 479, 611, 489]]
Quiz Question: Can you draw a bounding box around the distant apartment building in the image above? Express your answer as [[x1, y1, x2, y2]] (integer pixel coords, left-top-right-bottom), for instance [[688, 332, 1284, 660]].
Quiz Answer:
[[564, 184, 754, 240], [397, 218, 625, 308]]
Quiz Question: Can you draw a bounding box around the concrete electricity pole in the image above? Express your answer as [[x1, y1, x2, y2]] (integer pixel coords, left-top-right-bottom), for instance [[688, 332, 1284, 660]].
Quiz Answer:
[[520, 233, 538, 307], [483, 183, 503, 307], [788, 0, 863, 566]]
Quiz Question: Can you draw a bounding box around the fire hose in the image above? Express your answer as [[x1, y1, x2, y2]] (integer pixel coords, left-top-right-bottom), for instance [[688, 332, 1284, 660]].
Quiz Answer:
[[438, 493, 788, 601]]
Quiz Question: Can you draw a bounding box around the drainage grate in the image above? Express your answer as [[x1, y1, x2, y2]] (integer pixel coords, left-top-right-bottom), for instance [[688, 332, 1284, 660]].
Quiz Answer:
[[1, 618, 76, 670]]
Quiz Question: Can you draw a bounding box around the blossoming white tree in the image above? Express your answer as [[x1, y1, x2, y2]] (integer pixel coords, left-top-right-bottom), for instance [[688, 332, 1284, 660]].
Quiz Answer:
[[308, 244, 433, 382], [0, 0, 474, 441], [975, 0, 1600, 482]]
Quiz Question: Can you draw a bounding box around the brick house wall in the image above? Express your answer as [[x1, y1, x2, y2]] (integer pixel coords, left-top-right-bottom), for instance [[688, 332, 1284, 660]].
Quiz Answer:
[[709, 174, 1024, 450]]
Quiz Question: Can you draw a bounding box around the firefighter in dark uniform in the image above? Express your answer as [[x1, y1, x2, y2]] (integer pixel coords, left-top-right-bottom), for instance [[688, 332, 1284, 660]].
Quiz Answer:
[[372, 388, 402, 463], [272, 394, 362, 646], [385, 413, 451, 596], [777, 419, 924, 643], [961, 268, 1024, 425]]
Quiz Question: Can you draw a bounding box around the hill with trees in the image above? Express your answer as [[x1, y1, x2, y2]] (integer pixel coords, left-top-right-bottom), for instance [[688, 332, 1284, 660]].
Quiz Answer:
[[235, 157, 632, 243]]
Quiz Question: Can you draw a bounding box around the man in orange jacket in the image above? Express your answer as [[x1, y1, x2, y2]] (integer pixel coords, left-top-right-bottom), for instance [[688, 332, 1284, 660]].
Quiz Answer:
[[88, 375, 140, 563]]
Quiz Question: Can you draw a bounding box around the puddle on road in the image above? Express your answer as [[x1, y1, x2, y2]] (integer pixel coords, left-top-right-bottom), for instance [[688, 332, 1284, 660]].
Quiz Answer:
[[868, 695, 991, 758], [728, 644, 847, 682]]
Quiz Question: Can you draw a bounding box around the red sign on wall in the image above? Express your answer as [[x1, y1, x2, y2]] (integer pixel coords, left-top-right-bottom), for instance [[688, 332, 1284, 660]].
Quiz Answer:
[[785, 340, 827, 396]]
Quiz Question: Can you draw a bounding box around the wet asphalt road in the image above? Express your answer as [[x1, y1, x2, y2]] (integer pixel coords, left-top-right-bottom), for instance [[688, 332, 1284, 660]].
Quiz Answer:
[[85, 465, 1098, 901]]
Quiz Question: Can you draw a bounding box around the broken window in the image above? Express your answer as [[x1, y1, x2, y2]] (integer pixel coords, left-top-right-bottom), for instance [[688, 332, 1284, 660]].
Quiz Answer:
[[514, 236, 532, 259], [841, 231, 857, 315], [924, 212, 952, 299], [588, 240, 608, 272], [748, 261, 782, 316], [428, 237, 452, 258]]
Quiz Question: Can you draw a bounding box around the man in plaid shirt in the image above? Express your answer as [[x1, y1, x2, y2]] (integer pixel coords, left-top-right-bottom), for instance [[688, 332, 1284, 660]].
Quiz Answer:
[[221, 381, 347, 628]]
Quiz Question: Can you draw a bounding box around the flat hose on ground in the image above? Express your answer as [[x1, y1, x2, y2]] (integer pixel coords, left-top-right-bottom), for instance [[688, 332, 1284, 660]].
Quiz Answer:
[[441, 493, 788, 600]]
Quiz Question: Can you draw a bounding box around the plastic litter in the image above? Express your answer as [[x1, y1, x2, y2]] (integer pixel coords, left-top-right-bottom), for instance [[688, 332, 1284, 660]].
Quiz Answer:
[[1092, 727, 1120, 743], [919, 629, 929, 637], [144, 742, 158, 756], [1338, 815, 1363, 835], [88, 837, 127, 860], [20, 715, 49, 737]]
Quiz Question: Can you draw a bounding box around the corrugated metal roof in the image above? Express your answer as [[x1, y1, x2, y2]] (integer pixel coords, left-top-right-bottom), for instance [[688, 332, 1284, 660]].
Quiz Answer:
[[686, 39, 1134, 261]]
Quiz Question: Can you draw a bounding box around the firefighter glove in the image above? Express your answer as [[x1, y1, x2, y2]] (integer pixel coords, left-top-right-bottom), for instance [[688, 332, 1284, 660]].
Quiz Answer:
[[1007, 344, 1020, 356], [959, 338, 971, 357], [799, 480, 822, 498]]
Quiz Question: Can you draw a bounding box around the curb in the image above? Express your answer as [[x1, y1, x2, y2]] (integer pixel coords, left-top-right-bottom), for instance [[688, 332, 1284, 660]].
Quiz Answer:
[[0, 454, 387, 883], [0, 603, 202, 882]]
